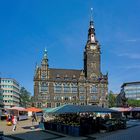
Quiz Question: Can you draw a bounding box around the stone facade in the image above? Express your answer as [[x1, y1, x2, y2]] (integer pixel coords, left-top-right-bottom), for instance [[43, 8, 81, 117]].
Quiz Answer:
[[34, 14, 108, 108]]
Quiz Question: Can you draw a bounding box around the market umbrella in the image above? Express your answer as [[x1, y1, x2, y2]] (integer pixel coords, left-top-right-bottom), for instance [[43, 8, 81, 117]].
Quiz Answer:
[[25, 107, 42, 112]]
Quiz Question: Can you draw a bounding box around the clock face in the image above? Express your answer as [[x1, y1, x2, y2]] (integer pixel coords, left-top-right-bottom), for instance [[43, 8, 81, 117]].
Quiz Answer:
[[91, 35, 95, 42], [90, 45, 96, 50]]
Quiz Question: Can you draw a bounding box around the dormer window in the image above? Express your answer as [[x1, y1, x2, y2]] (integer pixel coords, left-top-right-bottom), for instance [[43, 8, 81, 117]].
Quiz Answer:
[[72, 75, 76, 79], [56, 74, 61, 80], [64, 74, 69, 80]]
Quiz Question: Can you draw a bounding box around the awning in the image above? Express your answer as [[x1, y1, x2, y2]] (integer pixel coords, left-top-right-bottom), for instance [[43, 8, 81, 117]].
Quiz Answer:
[[131, 107, 140, 111], [7, 107, 26, 111], [25, 107, 42, 112], [44, 105, 117, 114], [110, 107, 132, 112]]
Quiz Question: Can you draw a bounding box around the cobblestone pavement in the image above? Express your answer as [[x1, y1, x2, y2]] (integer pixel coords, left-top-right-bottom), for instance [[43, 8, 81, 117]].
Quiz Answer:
[[1, 119, 140, 140]]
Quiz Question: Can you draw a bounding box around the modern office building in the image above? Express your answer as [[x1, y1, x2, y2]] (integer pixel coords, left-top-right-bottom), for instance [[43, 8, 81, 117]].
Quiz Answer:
[[121, 82, 140, 100], [0, 79, 4, 107], [0, 78, 20, 108], [34, 10, 108, 108]]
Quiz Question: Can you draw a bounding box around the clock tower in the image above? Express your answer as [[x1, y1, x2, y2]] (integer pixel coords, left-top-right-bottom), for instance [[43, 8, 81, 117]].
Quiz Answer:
[[41, 48, 49, 80], [84, 8, 101, 79]]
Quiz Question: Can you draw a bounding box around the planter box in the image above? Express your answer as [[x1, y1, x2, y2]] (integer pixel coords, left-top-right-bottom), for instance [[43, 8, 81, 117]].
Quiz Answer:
[[71, 126, 80, 136]]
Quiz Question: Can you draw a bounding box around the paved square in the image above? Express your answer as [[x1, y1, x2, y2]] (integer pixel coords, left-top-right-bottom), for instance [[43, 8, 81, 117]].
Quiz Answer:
[[1, 119, 140, 140]]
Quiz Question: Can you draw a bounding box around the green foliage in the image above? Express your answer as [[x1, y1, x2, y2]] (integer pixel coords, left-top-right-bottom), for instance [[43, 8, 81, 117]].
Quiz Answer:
[[30, 96, 35, 107], [108, 91, 116, 107], [20, 87, 31, 107], [127, 99, 140, 107]]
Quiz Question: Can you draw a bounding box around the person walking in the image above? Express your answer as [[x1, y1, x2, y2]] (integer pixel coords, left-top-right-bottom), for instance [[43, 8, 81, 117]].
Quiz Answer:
[[32, 112, 37, 122], [40, 114, 45, 123], [39, 114, 45, 130], [12, 116, 17, 131]]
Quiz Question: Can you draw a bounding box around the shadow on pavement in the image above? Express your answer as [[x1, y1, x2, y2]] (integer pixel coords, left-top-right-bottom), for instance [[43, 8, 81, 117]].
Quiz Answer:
[[5, 130, 65, 140], [22, 125, 39, 130]]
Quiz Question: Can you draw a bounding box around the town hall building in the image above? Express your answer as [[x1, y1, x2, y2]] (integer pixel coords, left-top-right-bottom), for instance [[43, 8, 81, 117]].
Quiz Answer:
[[34, 11, 108, 108]]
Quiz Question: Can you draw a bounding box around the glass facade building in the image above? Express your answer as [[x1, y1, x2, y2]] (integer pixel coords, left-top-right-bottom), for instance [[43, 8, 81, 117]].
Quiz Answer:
[[0, 80, 3, 107], [121, 82, 140, 100]]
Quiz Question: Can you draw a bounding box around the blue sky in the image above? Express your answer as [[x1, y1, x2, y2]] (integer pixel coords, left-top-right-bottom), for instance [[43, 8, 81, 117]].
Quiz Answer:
[[0, 0, 140, 94]]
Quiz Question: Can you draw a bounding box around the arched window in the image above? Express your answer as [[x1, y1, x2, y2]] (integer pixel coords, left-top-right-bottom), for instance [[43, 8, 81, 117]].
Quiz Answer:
[[41, 71, 47, 80], [40, 82, 48, 92]]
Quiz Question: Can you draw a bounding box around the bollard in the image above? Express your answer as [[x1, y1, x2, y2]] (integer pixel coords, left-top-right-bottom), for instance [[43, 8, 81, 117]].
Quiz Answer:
[[0, 131, 4, 140]]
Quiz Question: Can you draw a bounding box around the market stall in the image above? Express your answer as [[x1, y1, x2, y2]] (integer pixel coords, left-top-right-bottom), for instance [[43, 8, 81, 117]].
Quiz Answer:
[[43, 105, 122, 136], [7, 107, 28, 121]]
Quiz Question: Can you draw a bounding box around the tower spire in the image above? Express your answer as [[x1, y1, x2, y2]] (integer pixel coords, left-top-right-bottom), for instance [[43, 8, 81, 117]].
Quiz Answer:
[[90, 8, 94, 29], [90, 8, 93, 22], [87, 8, 96, 43], [43, 48, 48, 60], [41, 48, 49, 67]]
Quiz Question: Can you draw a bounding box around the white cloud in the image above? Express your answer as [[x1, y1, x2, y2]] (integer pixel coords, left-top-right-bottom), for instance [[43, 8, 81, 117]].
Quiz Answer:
[[125, 38, 140, 42], [120, 65, 140, 70], [118, 53, 140, 59]]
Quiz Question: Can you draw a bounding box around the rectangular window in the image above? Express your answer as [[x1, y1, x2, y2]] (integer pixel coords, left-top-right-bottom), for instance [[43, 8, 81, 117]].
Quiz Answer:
[[56, 103, 61, 107], [54, 96, 61, 100], [80, 96, 85, 100], [64, 96, 69, 101], [47, 103, 51, 108], [71, 84, 78, 93], [54, 83, 62, 93], [91, 95, 97, 100], [63, 84, 70, 93], [79, 86, 85, 93]]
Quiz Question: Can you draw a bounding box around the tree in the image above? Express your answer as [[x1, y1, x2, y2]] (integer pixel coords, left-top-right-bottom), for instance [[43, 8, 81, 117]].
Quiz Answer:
[[108, 91, 116, 107], [20, 87, 31, 107], [127, 99, 140, 107], [30, 96, 35, 107]]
